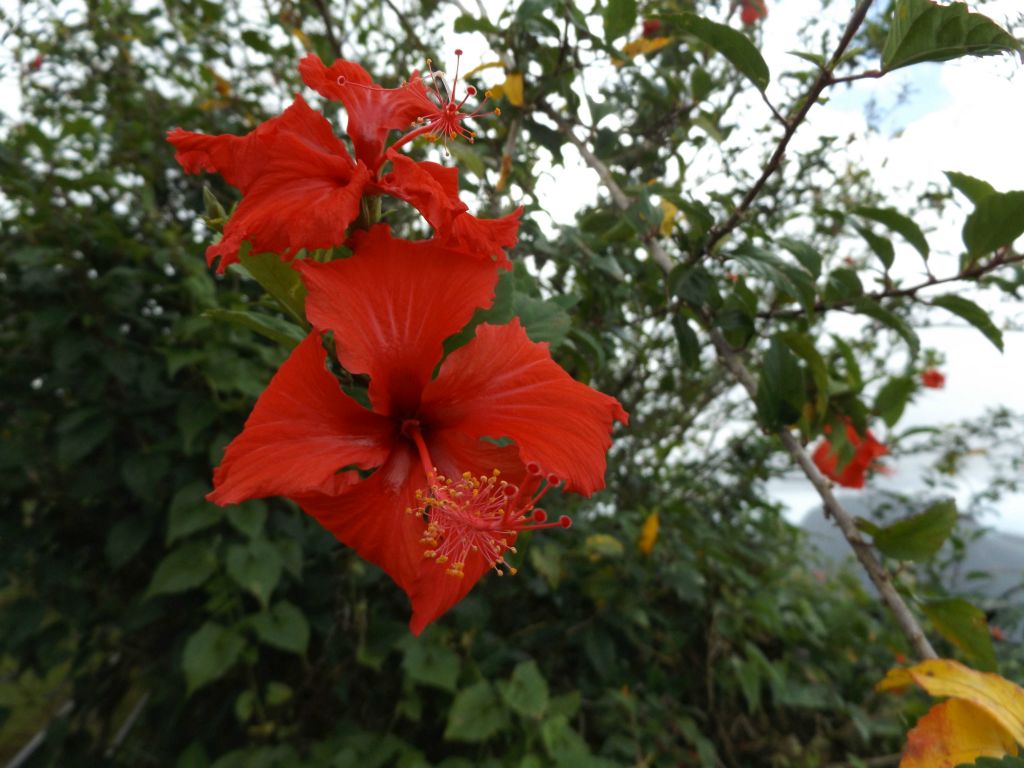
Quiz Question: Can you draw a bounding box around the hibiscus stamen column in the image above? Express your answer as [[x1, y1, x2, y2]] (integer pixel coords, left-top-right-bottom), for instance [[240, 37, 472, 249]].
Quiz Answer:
[[401, 420, 570, 578]]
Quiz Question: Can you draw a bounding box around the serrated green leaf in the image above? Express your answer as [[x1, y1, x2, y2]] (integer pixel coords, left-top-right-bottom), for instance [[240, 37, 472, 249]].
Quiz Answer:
[[249, 601, 310, 655], [854, 206, 930, 260], [852, 298, 919, 355], [444, 681, 509, 742], [945, 170, 996, 204], [874, 376, 916, 427], [603, 0, 637, 41], [513, 293, 571, 346], [871, 499, 957, 561], [498, 660, 550, 719], [183, 622, 246, 694], [146, 539, 218, 598], [881, 0, 1021, 71], [666, 13, 770, 91], [402, 636, 461, 692], [672, 316, 701, 367], [226, 539, 282, 607], [962, 190, 1024, 257], [923, 597, 998, 672], [755, 337, 806, 430], [167, 481, 222, 544], [854, 224, 895, 270], [930, 294, 1003, 352]]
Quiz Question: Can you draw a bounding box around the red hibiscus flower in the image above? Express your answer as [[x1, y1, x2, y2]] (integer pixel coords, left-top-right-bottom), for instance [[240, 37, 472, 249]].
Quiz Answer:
[[920, 369, 946, 389], [208, 225, 628, 633], [740, 0, 767, 24], [812, 418, 888, 489], [168, 95, 373, 271]]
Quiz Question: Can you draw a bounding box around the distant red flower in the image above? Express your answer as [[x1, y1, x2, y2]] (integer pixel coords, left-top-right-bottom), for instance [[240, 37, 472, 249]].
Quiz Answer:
[[812, 418, 888, 489], [168, 96, 373, 271], [740, 0, 767, 24], [29, 54, 44, 72], [208, 225, 628, 633], [921, 369, 946, 389], [642, 19, 663, 38]]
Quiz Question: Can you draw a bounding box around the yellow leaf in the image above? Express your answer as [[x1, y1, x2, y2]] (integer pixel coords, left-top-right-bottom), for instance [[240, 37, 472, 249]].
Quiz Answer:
[[620, 36, 671, 60], [658, 201, 678, 237], [464, 60, 504, 78], [500, 73, 524, 107], [291, 27, 312, 51], [878, 659, 1024, 745], [638, 511, 660, 555], [212, 72, 231, 98], [899, 699, 1017, 768]]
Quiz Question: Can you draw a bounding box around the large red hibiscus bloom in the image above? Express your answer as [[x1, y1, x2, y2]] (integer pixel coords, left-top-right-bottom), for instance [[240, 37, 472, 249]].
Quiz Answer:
[[812, 418, 888, 489], [208, 225, 628, 633]]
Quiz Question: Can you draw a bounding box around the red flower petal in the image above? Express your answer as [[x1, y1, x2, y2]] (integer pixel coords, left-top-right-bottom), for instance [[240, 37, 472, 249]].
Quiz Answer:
[[407, 546, 494, 635], [297, 224, 499, 417], [208, 332, 396, 505], [298, 54, 429, 172], [420, 320, 629, 496], [812, 419, 888, 489], [378, 151, 521, 265], [297, 443, 426, 592], [168, 96, 370, 270]]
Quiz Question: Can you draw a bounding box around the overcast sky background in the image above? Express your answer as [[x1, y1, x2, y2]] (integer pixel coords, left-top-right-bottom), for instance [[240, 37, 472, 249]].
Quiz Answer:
[[2, 0, 1022, 531]]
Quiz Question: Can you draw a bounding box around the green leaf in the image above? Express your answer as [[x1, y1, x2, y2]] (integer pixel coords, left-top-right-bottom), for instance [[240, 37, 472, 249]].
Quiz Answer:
[[540, 714, 590, 759], [730, 243, 816, 314], [105, 515, 152, 570], [513, 293, 571, 346], [603, 0, 637, 41], [779, 332, 829, 418], [823, 268, 863, 303], [203, 309, 305, 349], [962, 190, 1024, 257], [167, 481, 222, 544], [498, 660, 550, 719], [852, 298, 920, 355], [881, 0, 1022, 72], [945, 170, 996, 204], [182, 622, 246, 694], [963, 756, 1024, 768], [854, 224, 895, 270], [922, 597, 998, 672], [672, 316, 701, 367], [226, 539, 283, 607], [777, 238, 823, 278], [444, 681, 509, 742], [665, 13, 771, 91], [236, 247, 308, 325], [401, 636, 461, 692], [870, 499, 957, 561], [234, 690, 256, 723], [669, 264, 722, 309], [854, 206, 929, 260], [755, 337, 806, 430], [225, 500, 268, 539], [930, 294, 1003, 352], [265, 682, 292, 706], [873, 376, 916, 427], [249, 601, 310, 655], [146, 539, 218, 598]]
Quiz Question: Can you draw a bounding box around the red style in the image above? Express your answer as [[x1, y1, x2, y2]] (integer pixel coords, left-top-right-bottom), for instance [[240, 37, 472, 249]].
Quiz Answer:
[[208, 225, 628, 633], [812, 419, 888, 489]]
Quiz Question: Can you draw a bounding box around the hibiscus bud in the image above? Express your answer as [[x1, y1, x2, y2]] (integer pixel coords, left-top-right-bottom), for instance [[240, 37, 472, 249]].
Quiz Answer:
[[202, 184, 227, 223]]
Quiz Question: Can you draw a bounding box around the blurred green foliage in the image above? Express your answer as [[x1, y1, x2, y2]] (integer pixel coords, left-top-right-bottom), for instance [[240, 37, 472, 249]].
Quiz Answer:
[[1, 0, 1022, 766]]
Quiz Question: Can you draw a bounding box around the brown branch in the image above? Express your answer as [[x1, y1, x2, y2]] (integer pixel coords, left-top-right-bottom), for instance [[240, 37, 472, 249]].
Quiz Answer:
[[758, 248, 1024, 319], [706, 325, 938, 661], [698, 0, 878, 259], [311, 0, 342, 58]]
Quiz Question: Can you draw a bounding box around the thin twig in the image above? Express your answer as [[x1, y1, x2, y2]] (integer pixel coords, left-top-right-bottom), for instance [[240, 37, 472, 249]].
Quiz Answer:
[[699, 0, 878, 259], [706, 326, 938, 661], [311, 0, 343, 58]]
